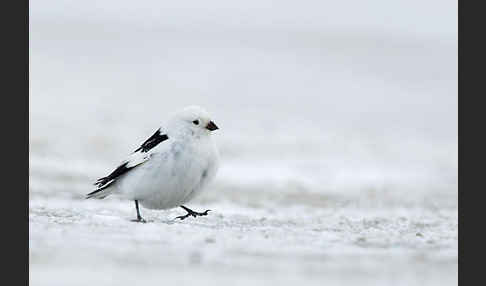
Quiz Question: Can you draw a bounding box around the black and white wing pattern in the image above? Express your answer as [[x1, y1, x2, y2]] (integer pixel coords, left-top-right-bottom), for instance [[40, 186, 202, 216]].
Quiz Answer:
[[133, 128, 169, 153], [86, 128, 169, 198]]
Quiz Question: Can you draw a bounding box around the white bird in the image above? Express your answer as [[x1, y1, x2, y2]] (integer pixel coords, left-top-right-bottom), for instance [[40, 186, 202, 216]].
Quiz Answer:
[[86, 106, 220, 222]]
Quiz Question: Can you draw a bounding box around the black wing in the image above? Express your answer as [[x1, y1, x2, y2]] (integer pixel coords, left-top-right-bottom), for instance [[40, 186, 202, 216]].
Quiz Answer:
[[87, 128, 169, 197], [133, 128, 169, 153], [91, 161, 134, 190]]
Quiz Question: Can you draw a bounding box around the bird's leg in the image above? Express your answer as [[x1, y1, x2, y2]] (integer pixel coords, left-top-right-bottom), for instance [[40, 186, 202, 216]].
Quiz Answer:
[[175, 205, 211, 220], [131, 200, 147, 223]]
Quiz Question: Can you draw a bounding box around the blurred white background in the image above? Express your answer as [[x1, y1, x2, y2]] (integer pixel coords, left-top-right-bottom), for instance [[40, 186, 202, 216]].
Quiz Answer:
[[29, 1, 457, 285]]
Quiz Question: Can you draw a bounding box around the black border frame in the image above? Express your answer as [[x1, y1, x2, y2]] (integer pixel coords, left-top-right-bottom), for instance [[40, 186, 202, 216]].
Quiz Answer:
[[2, 0, 29, 285]]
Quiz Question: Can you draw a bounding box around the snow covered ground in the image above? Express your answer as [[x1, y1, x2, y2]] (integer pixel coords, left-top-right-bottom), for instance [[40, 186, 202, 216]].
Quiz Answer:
[[29, 196, 457, 286], [29, 1, 457, 285]]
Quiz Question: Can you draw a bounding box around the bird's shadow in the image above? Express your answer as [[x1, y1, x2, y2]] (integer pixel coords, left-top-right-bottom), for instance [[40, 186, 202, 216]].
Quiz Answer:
[[128, 217, 186, 225]]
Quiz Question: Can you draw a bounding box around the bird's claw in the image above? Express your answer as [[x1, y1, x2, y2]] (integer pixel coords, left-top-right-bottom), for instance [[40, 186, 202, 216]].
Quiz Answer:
[[199, 210, 211, 216], [175, 215, 189, 220], [175, 209, 211, 220]]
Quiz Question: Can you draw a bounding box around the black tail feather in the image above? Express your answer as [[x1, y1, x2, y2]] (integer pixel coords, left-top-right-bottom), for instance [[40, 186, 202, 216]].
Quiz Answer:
[[86, 183, 111, 199], [93, 176, 111, 187]]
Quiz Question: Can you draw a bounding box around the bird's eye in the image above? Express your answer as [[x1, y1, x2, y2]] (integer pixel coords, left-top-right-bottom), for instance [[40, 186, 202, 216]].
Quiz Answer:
[[192, 120, 199, 125]]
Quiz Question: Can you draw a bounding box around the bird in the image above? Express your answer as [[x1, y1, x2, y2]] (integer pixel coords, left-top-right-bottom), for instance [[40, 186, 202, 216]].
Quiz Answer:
[[86, 106, 220, 222]]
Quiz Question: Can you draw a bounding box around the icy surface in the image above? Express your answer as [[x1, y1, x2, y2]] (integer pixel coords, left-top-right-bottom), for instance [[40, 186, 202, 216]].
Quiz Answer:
[[30, 1, 457, 285], [30, 196, 457, 286]]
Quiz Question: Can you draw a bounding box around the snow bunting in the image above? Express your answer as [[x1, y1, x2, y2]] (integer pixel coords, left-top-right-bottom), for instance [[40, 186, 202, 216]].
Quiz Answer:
[[86, 106, 220, 222]]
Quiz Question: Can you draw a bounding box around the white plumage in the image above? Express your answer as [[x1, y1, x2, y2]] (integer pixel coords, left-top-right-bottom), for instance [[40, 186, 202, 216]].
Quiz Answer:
[[86, 106, 220, 222]]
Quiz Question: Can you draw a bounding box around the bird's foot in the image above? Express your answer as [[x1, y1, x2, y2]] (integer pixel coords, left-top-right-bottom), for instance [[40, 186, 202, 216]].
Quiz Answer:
[[131, 216, 147, 223], [175, 206, 211, 220]]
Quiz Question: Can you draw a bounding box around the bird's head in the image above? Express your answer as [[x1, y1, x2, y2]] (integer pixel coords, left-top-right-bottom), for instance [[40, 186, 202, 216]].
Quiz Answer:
[[167, 106, 219, 138]]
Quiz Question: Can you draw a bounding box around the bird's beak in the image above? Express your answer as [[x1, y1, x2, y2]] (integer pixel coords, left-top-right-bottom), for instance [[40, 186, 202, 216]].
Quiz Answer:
[[206, 121, 219, 131]]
